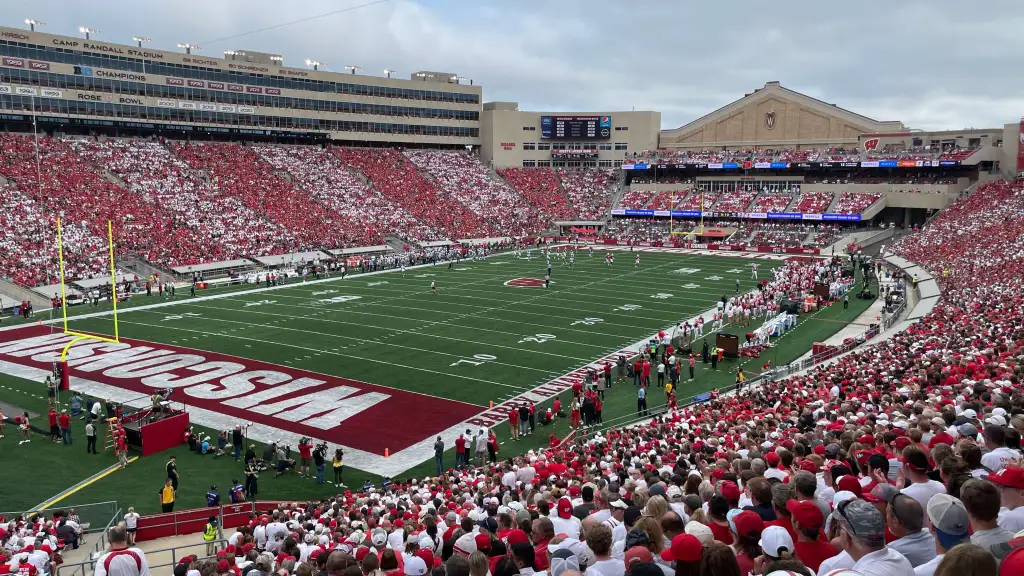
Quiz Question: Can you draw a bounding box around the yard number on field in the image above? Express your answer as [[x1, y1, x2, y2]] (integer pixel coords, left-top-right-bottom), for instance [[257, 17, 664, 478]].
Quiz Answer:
[[519, 333, 556, 344], [571, 317, 603, 326], [450, 354, 497, 367], [650, 293, 673, 300], [616, 304, 642, 311], [318, 295, 361, 304], [245, 300, 276, 307], [162, 312, 202, 322]]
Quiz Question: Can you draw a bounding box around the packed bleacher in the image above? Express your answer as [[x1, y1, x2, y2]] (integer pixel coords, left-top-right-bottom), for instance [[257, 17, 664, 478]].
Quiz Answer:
[[497, 168, 575, 221], [68, 138, 297, 259], [404, 150, 541, 237], [91, 179, 1024, 576], [749, 191, 797, 213], [712, 189, 759, 212], [173, 142, 377, 250], [0, 134, 223, 272], [332, 147, 492, 239], [833, 192, 882, 214], [0, 185, 109, 288], [253, 145, 440, 243], [556, 169, 617, 220], [794, 192, 835, 214]]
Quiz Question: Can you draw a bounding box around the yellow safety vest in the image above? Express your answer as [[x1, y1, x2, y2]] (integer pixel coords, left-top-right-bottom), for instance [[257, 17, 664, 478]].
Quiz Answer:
[[203, 523, 217, 541]]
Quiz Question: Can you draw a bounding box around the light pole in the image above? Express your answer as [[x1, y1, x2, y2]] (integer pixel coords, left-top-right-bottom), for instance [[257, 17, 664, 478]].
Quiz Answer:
[[178, 43, 200, 55], [132, 36, 151, 48], [24, 19, 44, 32], [224, 50, 240, 61], [344, 65, 361, 75], [269, 55, 283, 66], [384, 69, 395, 78], [79, 27, 99, 40], [452, 75, 472, 85], [306, 60, 326, 71]]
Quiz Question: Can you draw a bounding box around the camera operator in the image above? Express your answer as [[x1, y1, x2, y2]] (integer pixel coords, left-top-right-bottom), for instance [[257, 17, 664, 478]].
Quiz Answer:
[[312, 442, 327, 484], [298, 436, 313, 477], [273, 442, 296, 477]]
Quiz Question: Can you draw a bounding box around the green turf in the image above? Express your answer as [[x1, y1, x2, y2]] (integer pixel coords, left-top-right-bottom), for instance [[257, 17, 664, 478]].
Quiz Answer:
[[0, 250, 873, 514]]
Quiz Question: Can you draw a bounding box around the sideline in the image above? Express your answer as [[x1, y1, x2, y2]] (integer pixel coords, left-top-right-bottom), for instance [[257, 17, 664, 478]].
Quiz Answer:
[[33, 457, 139, 512]]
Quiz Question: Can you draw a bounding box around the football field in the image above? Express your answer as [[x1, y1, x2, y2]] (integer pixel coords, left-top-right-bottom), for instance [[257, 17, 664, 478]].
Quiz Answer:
[[0, 247, 872, 514]]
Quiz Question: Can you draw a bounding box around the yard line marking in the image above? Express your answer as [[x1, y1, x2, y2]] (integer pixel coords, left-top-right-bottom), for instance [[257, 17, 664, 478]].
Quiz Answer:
[[115, 319, 534, 392], [33, 457, 139, 512]]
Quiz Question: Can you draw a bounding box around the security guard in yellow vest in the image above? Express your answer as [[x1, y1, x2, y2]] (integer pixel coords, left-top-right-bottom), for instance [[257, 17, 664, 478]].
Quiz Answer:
[[203, 516, 218, 556]]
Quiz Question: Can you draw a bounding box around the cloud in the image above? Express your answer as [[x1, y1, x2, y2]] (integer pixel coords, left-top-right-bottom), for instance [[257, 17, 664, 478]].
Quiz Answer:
[[8, 0, 1024, 130]]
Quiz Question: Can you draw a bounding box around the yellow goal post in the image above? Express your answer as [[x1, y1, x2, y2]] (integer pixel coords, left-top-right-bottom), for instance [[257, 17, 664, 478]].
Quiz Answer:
[[56, 217, 120, 362]]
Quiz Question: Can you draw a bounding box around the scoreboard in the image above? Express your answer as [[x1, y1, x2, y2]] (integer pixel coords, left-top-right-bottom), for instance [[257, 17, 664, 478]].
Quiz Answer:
[[540, 115, 612, 139]]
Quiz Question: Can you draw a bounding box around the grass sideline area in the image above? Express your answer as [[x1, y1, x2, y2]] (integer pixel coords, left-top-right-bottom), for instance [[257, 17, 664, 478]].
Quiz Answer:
[[0, 249, 873, 514]]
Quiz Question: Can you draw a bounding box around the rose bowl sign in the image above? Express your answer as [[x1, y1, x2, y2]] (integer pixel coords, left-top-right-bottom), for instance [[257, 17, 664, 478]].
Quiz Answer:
[[0, 327, 480, 456]]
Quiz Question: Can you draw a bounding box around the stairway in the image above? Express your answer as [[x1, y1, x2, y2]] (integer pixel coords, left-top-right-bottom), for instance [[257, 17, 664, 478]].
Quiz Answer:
[[99, 169, 128, 189], [118, 255, 176, 283], [0, 278, 50, 308]]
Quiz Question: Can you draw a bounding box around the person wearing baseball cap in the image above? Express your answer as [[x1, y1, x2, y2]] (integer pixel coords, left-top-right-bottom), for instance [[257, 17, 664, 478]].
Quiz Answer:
[[986, 465, 1024, 533], [885, 494, 936, 568], [981, 425, 1020, 475], [660, 533, 703, 565], [786, 500, 837, 572], [758, 525, 795, 563], [833, 498, 915, 576], [550, 498, 581, 540], [916, 494, 970, 576], [729, 510, 764, 576]]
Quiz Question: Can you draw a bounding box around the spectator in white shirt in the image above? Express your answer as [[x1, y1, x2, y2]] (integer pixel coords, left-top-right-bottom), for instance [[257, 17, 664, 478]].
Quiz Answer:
[[886, 494, 937, 567], [94, 525, 150, 576], [585, 524, 624, 576], [900, 447, 947, 511], [915, 494, 971, 576], [833, 499, 915, 576], [981, 425, 1020, 474], [986, 465, 1024, 533], [123, 507, 140, 546], [551, 498, 581, 540]]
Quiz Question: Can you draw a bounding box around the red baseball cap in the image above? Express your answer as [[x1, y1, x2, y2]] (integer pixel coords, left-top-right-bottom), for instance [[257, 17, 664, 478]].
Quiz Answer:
[[732, 510, 764, 539], [474, 533, 491, 551], [720, 481, 741, 502], [624, 546, 653, 570], [856, 434, 875, 445], [216, 560, 231, 573], [786, 500, 824, 530], [505, 529, 529, 545], [557, 498, 572, 519], [986, 466, 1024, 489], [836, 475, 863, 497], [765, 452, 781, 466], [661, 533, 703, 563], [799, 460, 817, 473]]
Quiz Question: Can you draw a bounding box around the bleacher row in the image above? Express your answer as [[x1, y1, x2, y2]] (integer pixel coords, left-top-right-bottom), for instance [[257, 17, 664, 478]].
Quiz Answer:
[[0, 135, 618, 287], [603, 219, 843, 248], [619, 188, 882, 215]]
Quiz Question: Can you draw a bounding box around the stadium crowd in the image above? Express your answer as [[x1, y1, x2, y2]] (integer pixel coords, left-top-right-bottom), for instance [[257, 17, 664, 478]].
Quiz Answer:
[[497, 169, 575, 221], [1, 172, 1022, 576]]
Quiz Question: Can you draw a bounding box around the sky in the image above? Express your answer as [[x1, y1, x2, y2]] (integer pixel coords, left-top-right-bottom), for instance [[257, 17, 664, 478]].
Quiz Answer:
[[8, 0, 1024, 131]]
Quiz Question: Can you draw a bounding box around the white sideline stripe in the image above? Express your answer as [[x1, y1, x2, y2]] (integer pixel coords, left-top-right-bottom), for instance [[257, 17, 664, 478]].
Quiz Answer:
[[0, 256, 502, 333]]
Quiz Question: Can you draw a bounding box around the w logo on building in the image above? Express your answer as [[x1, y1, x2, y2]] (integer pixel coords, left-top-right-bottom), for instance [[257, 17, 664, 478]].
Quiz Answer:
[[764, 111, 776, 130], [863, 138, 880, 151]]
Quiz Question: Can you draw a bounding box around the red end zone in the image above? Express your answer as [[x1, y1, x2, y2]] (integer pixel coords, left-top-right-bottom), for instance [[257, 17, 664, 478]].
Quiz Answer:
[[0, 326, 480, 455]]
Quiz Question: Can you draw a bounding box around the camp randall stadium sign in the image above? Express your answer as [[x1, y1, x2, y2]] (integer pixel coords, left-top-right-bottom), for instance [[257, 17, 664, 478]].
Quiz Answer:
[[0, 321, 672, 474]]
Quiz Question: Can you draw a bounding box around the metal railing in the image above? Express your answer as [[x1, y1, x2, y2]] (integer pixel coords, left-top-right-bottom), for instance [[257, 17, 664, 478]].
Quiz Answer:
[[57, 539, 229, 576], [0, 501, 120, 535]]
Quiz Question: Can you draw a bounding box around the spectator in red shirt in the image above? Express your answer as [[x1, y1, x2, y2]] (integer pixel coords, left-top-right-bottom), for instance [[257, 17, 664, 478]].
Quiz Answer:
[[58, 409, 72, 445], [787, 500, 836, 572], [47, 407, 59, 444], [454, 432, 467, 469], [508, 408, 519, 440], [530, 518, 553, 571]]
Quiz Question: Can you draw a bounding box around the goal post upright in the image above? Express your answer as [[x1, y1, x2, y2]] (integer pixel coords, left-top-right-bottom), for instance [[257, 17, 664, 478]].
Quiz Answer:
[[56, 217, 121, 363]]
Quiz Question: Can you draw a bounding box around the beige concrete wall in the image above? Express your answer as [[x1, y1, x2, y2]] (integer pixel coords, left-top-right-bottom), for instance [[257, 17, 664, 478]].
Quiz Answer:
[[1003, 122, 1021, 177], [481, 106, 660, 168]]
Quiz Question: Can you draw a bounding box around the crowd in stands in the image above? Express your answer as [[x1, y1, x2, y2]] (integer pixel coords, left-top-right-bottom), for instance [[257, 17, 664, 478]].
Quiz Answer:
[[405, 151, 541, 237], [63, 178, 1017, 576], [556, 170, 617, 220], [332, 148, 492, 240], [0, 186, 108, 287], [712, 190, 759, 213], [254, 145, 440, 243], [743, 223, 813, 248], [749, 192, 797, 213], [68, 138, 297, 259], [676, 191, 721, 211], [0, 134, 220, 272], [833, 192, 882, 215], [173, 142, 376, 250], [498, 168, 575, 221], [794, 192, 835, 214]]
